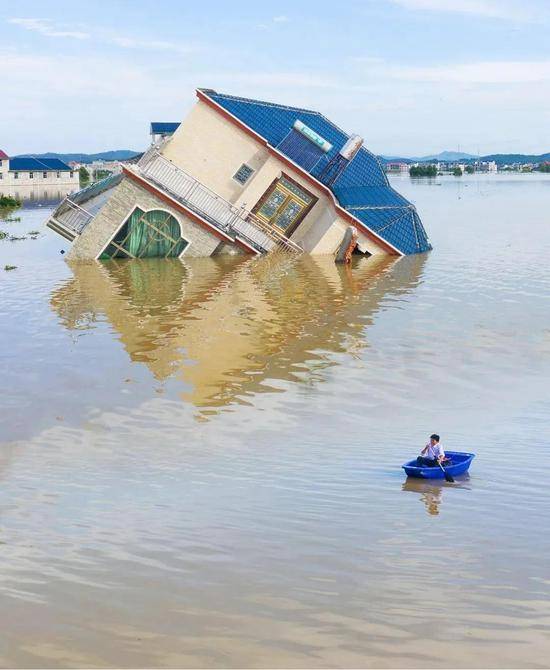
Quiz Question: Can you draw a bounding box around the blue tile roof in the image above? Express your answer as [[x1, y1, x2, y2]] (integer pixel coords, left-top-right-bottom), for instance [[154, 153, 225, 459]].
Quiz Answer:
[[150, 122, 181, 134], [202, 90, 431, 255], [10, 157, 72, 171]]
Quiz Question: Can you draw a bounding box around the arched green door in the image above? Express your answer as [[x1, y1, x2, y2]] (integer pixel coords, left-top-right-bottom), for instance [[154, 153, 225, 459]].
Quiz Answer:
[[101, 208, 188, 259]]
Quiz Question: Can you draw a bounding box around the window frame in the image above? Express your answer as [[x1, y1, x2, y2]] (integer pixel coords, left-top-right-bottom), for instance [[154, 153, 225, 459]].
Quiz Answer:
[[232, 163, 255, 186], [252, 172, 318, 237]]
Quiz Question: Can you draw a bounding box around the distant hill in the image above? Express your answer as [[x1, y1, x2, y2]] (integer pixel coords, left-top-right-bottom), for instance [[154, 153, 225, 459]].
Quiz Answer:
[[379, 150, 550, 165], [379, 156, 415, 164], [380, 151, 476, 163], [420, 151, 476, 162], [475, 152, 550, 164], [15, 150, 140, 164]]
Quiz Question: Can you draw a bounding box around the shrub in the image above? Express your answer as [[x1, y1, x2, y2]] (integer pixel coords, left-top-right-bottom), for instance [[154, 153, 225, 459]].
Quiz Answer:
[[409, 164, 437, 177]]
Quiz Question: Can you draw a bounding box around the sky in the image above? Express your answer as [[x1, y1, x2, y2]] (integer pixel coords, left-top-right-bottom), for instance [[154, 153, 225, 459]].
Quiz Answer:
[[1, 0, 549, 156]]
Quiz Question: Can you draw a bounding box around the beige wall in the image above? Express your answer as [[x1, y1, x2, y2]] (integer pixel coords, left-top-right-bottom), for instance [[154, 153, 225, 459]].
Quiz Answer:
[[68, 176, 224, 261], [162, 101, 271, 204], [161, 99, 387, 256]]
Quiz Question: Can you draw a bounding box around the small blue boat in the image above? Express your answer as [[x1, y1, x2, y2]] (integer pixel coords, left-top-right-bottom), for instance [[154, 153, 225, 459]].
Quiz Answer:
[[402, 451, 475, 479]]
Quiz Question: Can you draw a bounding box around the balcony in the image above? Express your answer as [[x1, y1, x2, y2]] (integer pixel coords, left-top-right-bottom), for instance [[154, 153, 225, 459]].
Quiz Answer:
[[133, 148, 302, 254], [47, 174, 122, 241], [47, 151, 302, 254]]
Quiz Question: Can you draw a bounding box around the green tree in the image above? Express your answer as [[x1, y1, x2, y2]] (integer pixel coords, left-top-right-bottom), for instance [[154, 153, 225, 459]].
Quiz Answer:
[[0, 195, 21, 208], [79, 166, 90, 183], [465, 165, 475, 174], [409, 164, 437, 177], [453, 166, 463, 176]]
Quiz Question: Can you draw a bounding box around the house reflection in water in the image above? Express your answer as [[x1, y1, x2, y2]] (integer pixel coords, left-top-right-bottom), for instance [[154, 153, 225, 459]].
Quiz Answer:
[[50, 254, 426, 413], [0, 184, 78, 207]]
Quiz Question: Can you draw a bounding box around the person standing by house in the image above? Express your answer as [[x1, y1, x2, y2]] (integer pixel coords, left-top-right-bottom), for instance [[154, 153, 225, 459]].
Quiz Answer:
[[417, 434, 446, 467]]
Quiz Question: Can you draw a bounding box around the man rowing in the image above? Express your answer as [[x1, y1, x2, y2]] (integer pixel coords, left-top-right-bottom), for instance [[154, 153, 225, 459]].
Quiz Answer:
[[417, 434, 446, 467]]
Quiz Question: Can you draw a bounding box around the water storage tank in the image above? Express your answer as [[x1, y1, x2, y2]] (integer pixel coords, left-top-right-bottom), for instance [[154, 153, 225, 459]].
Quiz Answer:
[[339, 135, 363, 161]]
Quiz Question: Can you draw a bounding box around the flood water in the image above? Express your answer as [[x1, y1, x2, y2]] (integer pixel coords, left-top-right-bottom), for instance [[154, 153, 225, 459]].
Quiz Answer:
[[1, 175, 549, 668]]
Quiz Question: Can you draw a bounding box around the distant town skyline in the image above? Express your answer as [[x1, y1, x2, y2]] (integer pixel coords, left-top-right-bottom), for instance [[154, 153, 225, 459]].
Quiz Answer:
[[1, 0, 549, 156]]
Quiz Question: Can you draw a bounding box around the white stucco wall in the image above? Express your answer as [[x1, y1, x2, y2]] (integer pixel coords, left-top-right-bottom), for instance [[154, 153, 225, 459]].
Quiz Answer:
[[160, 99, 388, 256], [0, 162, 76, 186]]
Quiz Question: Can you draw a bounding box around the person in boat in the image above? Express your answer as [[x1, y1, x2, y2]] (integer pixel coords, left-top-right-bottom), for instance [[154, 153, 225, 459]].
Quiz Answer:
[[417, 434, 447, 467]]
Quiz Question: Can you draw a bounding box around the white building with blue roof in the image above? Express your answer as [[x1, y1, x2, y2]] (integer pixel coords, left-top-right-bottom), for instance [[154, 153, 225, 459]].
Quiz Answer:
[[46, 89, 431, 259], [0, 150, 76, 186]]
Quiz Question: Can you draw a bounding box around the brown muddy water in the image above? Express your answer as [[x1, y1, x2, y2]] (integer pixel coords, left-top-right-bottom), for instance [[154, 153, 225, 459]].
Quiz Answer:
[[0, 175, 549, 668]]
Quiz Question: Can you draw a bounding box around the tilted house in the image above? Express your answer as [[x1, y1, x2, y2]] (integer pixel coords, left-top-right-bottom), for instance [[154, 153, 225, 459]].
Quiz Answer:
[[46, 89, 431, 259]]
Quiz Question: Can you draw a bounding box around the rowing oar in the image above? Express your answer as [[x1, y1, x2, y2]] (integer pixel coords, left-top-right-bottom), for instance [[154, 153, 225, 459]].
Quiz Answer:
[[438, 460, 454, 483]]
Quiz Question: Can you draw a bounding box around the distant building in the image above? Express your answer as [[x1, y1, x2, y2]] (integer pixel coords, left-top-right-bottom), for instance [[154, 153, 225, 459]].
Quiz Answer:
[[0, 150, 76, 186], [150, 122, 181, 146], [47, 88, 431, 258], [385, 162, 409, 173]]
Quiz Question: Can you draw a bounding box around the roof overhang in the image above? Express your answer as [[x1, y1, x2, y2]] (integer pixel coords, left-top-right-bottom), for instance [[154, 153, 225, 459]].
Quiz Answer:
[[195, 88, 402, 256]]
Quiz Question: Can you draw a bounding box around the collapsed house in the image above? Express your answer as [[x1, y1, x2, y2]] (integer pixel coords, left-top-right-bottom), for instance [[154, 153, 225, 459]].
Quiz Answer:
[[46, 89, 431, 260]]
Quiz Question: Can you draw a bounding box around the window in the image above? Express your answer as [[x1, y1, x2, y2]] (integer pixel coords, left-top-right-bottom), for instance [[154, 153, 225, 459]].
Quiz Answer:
[[42, 172, 47, 178], [70, 171, 74, 178], [253, 174, 316, 236], [56, 172, 61, 178], [14, 172, 19, 179], [233, 163, 254, 185], [0, 173, 2, 180], [30, 172, 34, 179], [100, 208, 189, 259]]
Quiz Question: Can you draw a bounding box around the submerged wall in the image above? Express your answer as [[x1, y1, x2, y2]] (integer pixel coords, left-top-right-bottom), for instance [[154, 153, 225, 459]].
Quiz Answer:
[[67, 176, 226, 261]]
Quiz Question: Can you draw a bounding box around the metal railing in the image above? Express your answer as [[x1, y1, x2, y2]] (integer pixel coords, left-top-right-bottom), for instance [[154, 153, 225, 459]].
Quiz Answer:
[[50, 198, 94, 236], [136, 150, 302, 254], [48, 173, 123, 239]]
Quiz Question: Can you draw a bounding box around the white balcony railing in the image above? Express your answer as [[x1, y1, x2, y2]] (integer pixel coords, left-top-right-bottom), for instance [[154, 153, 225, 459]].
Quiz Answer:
[[47, 150, 303, 255], [50, 199, 94, 237], [135, 149, 302, 254]]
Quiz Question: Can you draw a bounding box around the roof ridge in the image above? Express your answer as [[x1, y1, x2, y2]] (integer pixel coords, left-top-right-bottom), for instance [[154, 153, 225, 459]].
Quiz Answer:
[[204, 89, 324, 118]]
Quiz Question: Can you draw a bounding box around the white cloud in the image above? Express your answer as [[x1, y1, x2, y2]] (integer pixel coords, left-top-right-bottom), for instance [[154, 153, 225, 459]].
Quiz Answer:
[[111, 36, 197, 54], [256, 15, 291, 29], [8, 18, 198, 54], [8, 17, 90, 39], [387, 0, 534, 21]]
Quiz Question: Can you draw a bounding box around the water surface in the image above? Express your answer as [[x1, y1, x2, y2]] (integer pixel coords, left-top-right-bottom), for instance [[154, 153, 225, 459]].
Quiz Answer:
[[1, 175, 549, 668]]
